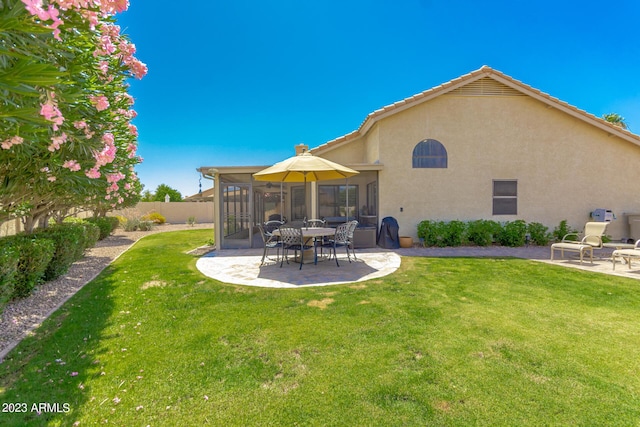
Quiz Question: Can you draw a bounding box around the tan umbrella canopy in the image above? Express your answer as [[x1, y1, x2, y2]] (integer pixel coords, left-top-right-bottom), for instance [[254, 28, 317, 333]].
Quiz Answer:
[[253, 152, 359, 182], [253, 152, 359, 220]]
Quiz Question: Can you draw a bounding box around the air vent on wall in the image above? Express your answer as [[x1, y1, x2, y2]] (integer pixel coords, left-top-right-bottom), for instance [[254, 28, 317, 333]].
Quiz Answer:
[[446, 77, 525, 96]]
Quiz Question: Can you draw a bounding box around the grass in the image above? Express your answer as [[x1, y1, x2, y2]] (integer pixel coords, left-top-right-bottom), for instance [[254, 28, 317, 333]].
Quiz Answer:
[[1, 229, 640, 426]]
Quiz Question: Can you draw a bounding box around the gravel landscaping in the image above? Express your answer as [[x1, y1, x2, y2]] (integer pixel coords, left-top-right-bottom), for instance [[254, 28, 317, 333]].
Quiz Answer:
[[0, 223, 213, 362]]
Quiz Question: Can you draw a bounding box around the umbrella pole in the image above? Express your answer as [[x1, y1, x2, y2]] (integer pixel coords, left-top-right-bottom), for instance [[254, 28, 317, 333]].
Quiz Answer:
[[346, 178, 349, 221], [280, 182, 283, 222]]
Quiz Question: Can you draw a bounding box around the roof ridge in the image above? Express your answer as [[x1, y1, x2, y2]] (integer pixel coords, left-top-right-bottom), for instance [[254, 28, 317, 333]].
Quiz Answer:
[[312, 66, 639, 153]]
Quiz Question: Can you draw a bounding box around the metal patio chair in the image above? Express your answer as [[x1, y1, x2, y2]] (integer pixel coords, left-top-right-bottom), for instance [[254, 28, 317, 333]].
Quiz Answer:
[[279, 226, 313, 270]]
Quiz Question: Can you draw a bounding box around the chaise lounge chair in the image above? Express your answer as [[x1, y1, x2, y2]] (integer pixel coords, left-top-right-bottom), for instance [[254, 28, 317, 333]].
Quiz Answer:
[[550, 221, 608, 264], [612, 240, 640, 270]]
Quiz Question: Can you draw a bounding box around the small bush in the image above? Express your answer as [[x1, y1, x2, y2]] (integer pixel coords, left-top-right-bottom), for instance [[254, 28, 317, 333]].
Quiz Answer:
[[0, 244, 19, 311], [498, 220, 528, 247], [142, 212, 166, 224], [527, 222, 550, 246], [417, 220, 440, 247], [123, 217, 140, 231], [78, 222, 100, 253], [137, 220, 155, 231], [86, 217, 117, 240], [5, 235, 55, 299], [443, 220, 466, 247], [466, 220, 502, 246], [553, 220, 577, 242], [34, 224, 86, 281], [187, 216, 197, 226], [107, 216, 120, 231]]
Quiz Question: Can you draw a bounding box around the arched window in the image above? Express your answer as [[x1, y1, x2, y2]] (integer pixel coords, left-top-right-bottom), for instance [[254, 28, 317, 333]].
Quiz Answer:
[[412, 139, 447, 168]]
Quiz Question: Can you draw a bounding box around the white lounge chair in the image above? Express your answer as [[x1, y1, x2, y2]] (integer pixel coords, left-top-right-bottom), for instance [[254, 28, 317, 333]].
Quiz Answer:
[[612, 240, 640, 270], [550, 222, 608, 264]]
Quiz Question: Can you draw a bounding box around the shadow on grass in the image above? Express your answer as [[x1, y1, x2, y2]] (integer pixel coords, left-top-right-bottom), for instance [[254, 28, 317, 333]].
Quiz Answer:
[[0, 268, 118, 425]]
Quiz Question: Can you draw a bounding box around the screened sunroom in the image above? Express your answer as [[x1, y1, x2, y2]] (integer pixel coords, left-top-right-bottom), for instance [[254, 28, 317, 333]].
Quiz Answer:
[[197, 165, 381, 249]]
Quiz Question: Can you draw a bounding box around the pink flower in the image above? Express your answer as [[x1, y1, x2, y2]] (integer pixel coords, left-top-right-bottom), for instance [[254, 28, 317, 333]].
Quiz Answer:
[[21, 0, 48, 20], [70, 372, 78, 377], [63, 160, 81, 171], [98, 61, 109, 74], [48, 133, 67, 152], [1, 136, 23, 150], [102, 132, 115, 145], [40, 96, 65, 130], [90, 95, 110, 111], [85, 168, 101, 179], [129, 59, 148, 79], [48, 176, 57, 182], [107, 172, 125, 183], [46, 5, 64, 40]]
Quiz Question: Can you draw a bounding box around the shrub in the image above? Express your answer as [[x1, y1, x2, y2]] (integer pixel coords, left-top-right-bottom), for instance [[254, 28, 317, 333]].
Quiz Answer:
[[5, 235, 55, 299], [0, 244, 19, 311], [443, 220, 466, 247], [417, 220, 440, 247], [123, 217, 140, 231], [187, 216, 197, 226], [78, 222, 100, 253], [552, 220, 577, 242], [466, 220, 502, 246], [418, 220, 467, 247], [527, 222, 550, 246], [86, 217, 117, 240], [34, 224, 87, 281], [137, 220, 155, 231], [142, 212, 166, 224], [498, 220, 528, 247], [107, 216, 120, 231]]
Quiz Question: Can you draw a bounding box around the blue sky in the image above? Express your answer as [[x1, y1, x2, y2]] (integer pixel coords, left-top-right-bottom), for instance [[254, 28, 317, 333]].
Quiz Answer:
[[116, 0, 640, 197]]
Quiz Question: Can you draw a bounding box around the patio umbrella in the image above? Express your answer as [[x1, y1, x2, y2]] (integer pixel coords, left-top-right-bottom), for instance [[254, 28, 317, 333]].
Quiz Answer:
[[253, 152, 359, 219]]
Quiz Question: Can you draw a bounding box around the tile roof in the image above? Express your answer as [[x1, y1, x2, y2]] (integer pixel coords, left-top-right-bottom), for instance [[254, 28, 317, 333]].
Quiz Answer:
[[311, 65, 640, 154]]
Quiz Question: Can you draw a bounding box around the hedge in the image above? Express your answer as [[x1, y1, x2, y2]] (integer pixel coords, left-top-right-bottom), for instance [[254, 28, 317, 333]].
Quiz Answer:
[[4, 235, 55, 299], [0, 244, 19, 311], [34, 223, 89, 281], [418, 219, 553, 247]]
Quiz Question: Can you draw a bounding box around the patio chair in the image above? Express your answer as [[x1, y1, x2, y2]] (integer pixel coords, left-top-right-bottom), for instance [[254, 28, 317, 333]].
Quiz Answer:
[[612, 240, 640, 270], [258, 223, 282, 266], [321, 223, 352, 267], [306, 219, 326, 227], [347, 220, 359, 260], [550, 221, 608, 264], [263, 220, 284, 234], [279, 226, 313, 270]]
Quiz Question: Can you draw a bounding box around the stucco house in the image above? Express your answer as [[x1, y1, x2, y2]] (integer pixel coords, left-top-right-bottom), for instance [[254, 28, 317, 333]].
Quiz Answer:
[[199, 66, 640, 249]]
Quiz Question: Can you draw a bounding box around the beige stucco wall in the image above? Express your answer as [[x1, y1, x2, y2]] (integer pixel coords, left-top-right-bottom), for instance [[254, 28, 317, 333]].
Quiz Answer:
[[368, 94, 640, 240], [113, 202, 214, 224]]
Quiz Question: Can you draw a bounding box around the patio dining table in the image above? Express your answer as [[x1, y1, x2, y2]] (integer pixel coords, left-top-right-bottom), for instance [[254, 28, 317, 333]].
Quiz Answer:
[[272, 227, 337, 265]]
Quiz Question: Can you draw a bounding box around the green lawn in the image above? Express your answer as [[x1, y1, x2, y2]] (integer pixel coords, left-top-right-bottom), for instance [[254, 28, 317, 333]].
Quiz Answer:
[[1, 229, 639, 426]]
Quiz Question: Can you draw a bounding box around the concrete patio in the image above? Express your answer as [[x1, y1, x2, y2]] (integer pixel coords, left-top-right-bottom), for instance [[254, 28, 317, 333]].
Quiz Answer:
[[196, 245, 640, 288]]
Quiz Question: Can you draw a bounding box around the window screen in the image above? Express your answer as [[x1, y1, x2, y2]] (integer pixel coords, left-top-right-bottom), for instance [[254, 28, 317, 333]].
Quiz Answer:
[[493, 180, 517, 215], [412, 139, 448, 168]]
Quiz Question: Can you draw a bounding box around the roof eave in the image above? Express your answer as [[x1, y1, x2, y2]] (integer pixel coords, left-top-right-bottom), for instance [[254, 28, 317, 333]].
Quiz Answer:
[[311, 66, 640, 154]]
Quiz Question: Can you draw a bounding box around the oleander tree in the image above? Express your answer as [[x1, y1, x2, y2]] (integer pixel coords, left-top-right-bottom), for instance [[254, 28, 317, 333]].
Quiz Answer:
[[0, 0, 147, 231]]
